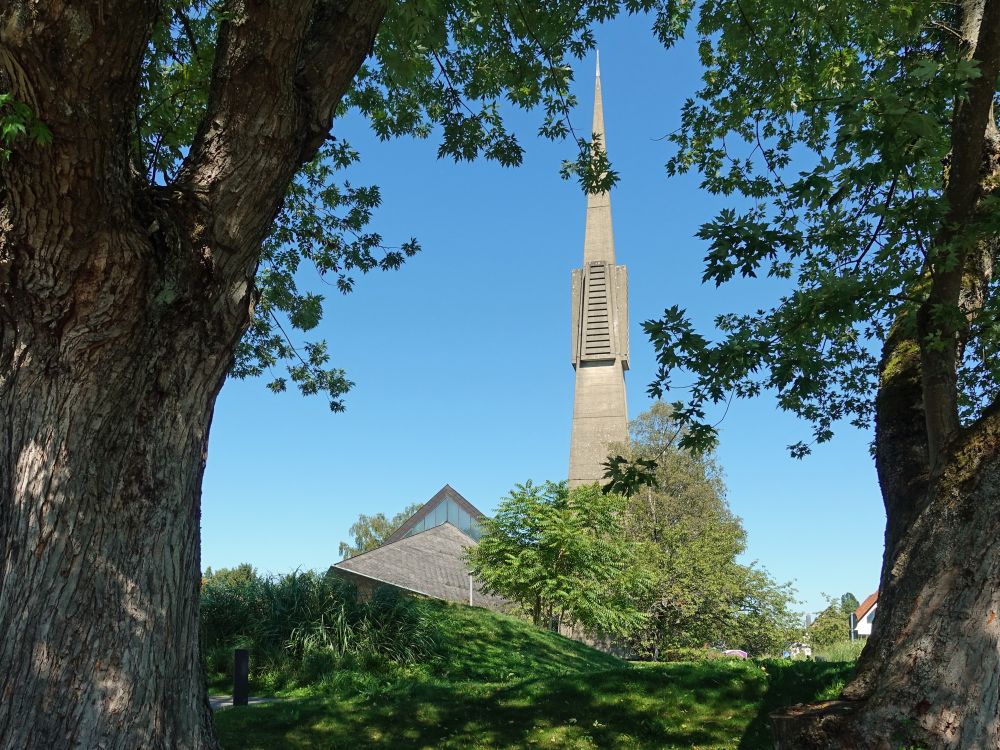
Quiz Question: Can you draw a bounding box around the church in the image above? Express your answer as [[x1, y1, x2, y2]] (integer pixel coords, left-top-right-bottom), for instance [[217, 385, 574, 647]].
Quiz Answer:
[[332, 58, 629, 609], [331, 484, 507, 609]]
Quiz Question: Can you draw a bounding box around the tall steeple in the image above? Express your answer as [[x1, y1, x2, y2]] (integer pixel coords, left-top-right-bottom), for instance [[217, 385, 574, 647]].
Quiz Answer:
[[568, 55, 629, 488], [583, 50, 615, 265]]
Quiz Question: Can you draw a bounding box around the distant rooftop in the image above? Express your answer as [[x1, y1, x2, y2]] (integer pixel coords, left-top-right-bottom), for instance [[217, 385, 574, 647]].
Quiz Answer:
[[854, 590, 879, 621]]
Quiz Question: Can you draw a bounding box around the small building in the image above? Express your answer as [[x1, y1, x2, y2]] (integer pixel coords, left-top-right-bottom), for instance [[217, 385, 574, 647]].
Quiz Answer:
[[330, 485, 507, 611], [850, 590, 879, 640]]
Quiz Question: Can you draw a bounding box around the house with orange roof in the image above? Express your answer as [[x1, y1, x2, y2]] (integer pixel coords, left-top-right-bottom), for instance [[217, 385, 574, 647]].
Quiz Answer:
[[850, 590, 879, 640]]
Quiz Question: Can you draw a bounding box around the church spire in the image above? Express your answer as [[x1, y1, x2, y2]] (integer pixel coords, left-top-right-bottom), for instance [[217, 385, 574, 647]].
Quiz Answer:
[[593, 49, 603, 136], [583, 51, 615, 265], [568, 54, 629, 488]]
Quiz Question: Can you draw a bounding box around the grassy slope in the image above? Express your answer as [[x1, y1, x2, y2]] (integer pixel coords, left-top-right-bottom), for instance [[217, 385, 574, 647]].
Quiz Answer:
[[425, 598, 623, 682], [214, 600, 852, 750]]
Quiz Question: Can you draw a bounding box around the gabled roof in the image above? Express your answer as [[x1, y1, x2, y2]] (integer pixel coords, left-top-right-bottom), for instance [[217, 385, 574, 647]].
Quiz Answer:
[[854, 590, 879, 621], [332, 522, 504, 608], [383, 484, 485, 545]]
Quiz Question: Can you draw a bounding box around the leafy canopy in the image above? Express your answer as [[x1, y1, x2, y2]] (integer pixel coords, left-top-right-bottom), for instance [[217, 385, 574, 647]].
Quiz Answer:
[[138, 0, 683, 411], [807, 592, 859, 648], [641, 0, 999, 455], [614, 404, 796, 656], [467, 481, 653, 636]]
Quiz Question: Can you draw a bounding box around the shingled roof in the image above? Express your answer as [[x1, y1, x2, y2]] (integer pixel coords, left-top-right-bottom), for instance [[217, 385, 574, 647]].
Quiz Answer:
[[332, 521, 506, 609]]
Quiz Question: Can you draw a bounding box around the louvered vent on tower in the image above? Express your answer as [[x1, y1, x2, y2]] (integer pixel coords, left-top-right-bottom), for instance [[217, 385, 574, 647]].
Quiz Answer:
[[583, 262, 612, 357], [571, 261, 628, 368]]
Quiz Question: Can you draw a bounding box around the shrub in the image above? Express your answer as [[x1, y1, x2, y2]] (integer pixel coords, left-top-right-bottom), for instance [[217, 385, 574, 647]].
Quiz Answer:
[[200, 566, 438, 688]]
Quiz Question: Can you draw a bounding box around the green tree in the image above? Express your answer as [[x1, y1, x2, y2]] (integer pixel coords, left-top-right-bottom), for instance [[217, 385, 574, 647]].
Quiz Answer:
[[638, 0, 1000, 743], [467, 481, 653, 637], [0, 4, 677, 746], [202, 563, 258, 588], [338, 502, 422, 559], [808, 594, 856, 649], [613, 404, 796, 657], [840, 592, 860, 616]]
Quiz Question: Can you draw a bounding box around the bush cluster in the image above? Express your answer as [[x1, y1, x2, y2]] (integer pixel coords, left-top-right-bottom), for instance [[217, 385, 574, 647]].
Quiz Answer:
[[200, 565, 438, 690]]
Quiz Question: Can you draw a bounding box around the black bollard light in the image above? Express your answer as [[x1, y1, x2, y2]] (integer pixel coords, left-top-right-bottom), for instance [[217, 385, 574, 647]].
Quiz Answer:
[[233, 649, 249, 706]]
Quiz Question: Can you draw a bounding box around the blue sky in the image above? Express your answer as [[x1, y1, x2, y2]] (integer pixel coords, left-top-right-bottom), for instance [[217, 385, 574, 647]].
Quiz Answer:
[[201, 14, 885, 615]]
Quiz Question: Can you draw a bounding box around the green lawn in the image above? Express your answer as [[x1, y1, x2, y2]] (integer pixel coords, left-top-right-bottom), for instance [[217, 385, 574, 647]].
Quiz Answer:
[[214, 601, 852, 750]]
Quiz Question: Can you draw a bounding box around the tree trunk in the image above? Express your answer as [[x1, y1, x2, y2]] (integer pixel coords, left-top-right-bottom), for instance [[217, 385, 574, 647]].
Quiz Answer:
[[772, 255, 1000, 750], [772, 416, 1000, 748], [0, 220, 240, 748], [0, 3, 386, 746], [771, 1, 1000, 744], [771, 322, 1000, 749]]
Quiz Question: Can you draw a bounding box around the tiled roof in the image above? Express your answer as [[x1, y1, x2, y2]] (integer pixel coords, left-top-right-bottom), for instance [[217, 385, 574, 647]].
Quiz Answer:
[[331, 522, 506, 609], [854, 590, 879, 621]]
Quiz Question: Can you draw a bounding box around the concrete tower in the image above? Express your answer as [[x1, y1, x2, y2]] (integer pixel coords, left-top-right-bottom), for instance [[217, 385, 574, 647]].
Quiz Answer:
[[568, 54, 629, 488]]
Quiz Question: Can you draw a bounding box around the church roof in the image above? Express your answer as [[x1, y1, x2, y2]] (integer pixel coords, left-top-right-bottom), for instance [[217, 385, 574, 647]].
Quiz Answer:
[[383, 484, 485, 544], [331, 522, 504, 609]]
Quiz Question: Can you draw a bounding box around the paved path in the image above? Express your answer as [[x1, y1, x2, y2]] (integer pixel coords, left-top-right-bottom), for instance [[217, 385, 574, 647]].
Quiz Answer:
[[210, 695, 286, 711]]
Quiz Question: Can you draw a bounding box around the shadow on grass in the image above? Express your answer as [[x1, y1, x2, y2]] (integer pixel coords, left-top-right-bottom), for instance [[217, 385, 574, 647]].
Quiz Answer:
[[736, 660, 854, 750], [215, 635, 855, 750], [217, 662, 775, 750]]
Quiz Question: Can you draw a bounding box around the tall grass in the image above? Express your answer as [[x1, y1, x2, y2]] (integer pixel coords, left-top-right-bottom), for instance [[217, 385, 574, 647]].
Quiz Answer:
[[201, 567, 438, 690], [812, 639, 866, 662]]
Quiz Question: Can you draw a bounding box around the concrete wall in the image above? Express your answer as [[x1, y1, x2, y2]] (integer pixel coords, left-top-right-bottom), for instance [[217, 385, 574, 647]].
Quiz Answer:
[[567, 359, 628, 487]]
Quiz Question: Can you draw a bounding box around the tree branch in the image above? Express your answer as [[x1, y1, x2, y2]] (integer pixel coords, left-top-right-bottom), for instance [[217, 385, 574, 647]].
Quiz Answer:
[[174, 0, 387, 259], [918, 0, 1000, 468], [0, 1, 160, 320], [0, 1, 157, 165], [874, 318, 929, 553]]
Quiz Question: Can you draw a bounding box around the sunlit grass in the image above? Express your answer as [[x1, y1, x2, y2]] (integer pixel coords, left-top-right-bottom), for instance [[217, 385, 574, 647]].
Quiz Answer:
[[214, 601, 853, 750]]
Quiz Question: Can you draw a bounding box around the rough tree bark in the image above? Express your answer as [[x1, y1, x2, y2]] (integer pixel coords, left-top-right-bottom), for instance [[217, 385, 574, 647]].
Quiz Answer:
[[773, 408, 1000, 748], [0, 2, 386, 747], [772, 1, 1000, 747]]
